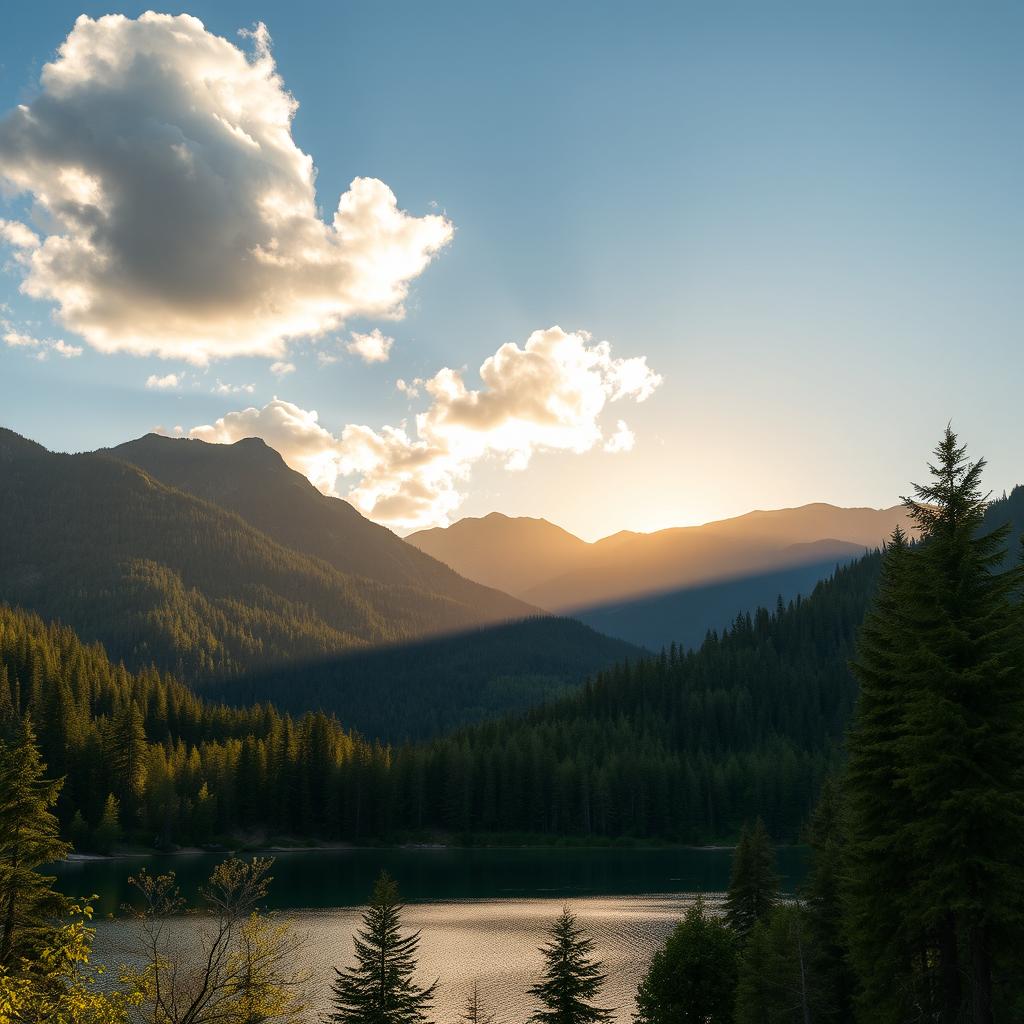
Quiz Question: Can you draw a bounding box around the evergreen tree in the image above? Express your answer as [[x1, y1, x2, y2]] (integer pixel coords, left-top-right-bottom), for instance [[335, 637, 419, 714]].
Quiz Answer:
[[0, 721, 71, 968], [841, 528, 918, 1021], [107, 703, 148, 826], [724, 819, 779, 939], [634, 896, 737, 1024], [734, 905, 812, 1024], [801, 778, 854, 1023], [461, 980, 496, 1024], [327, 871, 436, 1024], [845, 428, 1024, 1024], [93, 794, 122, 855], [528, 908, 612, 1024]]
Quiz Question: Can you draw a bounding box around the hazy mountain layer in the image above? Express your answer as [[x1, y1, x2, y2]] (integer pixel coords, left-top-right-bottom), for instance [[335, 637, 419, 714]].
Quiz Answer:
[[408, 504, 915, 610]]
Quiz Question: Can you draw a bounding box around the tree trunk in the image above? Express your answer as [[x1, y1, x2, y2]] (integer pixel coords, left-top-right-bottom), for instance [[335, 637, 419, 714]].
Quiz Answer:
[[970, 921, 993, 1024], [938, 912, 961, 1024]]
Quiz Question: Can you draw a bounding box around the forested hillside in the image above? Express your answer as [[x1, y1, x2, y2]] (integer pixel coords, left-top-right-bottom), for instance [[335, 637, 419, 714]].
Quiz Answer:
[[206, 617, 643, 742], [2, 486, 1019, 849], [0, 428, 533, 680], [0, 555, 875, 846], [108, 433, 534, 607]]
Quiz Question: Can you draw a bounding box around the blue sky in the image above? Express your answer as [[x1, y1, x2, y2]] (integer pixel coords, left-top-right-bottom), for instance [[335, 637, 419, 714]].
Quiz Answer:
[[1, 2, 1021, 539]]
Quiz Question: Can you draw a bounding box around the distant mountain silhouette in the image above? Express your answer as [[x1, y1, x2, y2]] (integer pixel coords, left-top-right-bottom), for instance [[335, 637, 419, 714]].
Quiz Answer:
[[408, 503, 915, 611], [408, 511, 590, 595]]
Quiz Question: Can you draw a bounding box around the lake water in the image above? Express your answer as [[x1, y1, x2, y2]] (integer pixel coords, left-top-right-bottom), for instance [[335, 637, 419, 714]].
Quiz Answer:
[[55, 847, 807, 1022]]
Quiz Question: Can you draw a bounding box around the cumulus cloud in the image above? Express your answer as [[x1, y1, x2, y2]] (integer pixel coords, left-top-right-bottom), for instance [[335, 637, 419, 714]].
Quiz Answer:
[[603, 419, 636, 453], [3, 330, 40, 349], [0, 13, 453, 363], [270, 361, 295, 377], [3, 330, 80, 358], [189, 398, 346, 494], [51, 339, 83, 358], [347, 328, 394, 364], [0, 219, 39, 251], [185, 326, 661, 529], [146, 372, 182, 390]]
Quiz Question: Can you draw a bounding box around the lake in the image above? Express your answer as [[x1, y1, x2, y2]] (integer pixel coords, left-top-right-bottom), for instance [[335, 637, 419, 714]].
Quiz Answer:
[[56, 847, 807, 1022]]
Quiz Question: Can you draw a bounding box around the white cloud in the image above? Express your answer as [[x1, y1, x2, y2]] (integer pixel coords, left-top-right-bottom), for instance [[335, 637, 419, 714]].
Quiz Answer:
[[188, 399, 346, 494], [212, 379, 255, 395], [4, 330, 81, 358], [347, 328, 394, 364], [186, 326, 662, 530], [51, 339, 82, 358], [396, 378, 421, 398], [146, 372, 182, 390], [3, 330, 41, 349], [317, 351, 339, 367], [603, 419, 636, 453], [0, 13, 453, 364], [0, 219, 39, 251], [270, 360, 295, 377]]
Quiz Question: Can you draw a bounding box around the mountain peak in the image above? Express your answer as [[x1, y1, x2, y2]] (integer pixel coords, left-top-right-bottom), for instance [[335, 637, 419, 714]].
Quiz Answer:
[[0, 426, 49, 461]]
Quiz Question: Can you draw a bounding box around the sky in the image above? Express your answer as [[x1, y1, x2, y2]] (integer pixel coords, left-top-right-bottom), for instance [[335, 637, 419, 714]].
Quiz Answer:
[[0, 2, 1021, 541]]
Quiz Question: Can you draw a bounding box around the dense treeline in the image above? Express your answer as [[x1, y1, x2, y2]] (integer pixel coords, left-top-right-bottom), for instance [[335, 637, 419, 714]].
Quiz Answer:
[[2, 473, 1020, 848], [207, 617, 642, 743], [0, 548, 875, 846]]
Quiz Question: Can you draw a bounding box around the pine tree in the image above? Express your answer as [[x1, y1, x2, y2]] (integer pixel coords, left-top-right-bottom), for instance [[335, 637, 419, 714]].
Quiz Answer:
[[107, 702, 148, 825], [845, 428, 1024, 1024], [327, 871, 436, 1024], [0, 721, 71, 967], [528, 907, 612, 1024], [801, 777, 854, 1023], [842, 528, 919, 1021], [93, 794, 122, 855], [461, 980, 496, 1024], [634, 896, 737, 1024], [724, 818, 779, 939]]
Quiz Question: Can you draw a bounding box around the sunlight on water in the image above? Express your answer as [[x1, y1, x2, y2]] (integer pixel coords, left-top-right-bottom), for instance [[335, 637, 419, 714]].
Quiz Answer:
[[93, 893, 718, 1023]]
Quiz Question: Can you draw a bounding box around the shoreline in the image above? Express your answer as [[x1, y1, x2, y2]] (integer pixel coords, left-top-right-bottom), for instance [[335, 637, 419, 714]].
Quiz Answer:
[[62, 840, 774, 863]]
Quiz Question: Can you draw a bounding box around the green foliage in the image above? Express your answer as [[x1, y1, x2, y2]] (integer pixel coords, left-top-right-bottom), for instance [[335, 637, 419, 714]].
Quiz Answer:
[[92, 796, 121, 856], [734, 904, 812, 1024], [0, 900, 142, 1024], [0, 721, 71, 968], [209, 617, 641, 743], [724, 819, 779, 939], [844, 429, 1024, 1023], [634, 896, 737, 1024], [800, 778, 854, 1023], [127, 856, 307, 1024], [528, 907, 612, 1024], [327, 871, 436, 1024]]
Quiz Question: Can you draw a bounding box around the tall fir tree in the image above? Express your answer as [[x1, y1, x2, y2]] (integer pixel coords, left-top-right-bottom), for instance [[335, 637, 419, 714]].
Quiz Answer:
[[845, 428, 1024, 1024], [327, 871, 436, 1024], [0, 720, 71, 968], [801, 777, 855, 1023], [724, 818, 779, 940], [528, 908, 612, 1024]]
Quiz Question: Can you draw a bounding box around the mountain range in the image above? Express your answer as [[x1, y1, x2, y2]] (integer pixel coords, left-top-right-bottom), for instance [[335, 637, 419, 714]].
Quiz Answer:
[[407, 504, 916, 648], [0, 428, 537, 679]]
